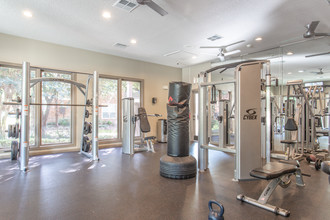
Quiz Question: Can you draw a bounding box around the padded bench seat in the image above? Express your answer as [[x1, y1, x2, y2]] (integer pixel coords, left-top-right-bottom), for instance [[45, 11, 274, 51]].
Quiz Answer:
[[250, 162, 297, 180], [280, 140, 297, 144], [237, 162, 304, 217], [144, 136, 156, 140]]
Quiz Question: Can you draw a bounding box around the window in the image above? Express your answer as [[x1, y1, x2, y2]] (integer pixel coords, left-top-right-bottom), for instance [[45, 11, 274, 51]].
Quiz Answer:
[[1, 61, 144, 153], [122, 80, 141, 136], [41, 72, 72, 145], [99, 78, 118, 140], [0, 66, 36, 152]]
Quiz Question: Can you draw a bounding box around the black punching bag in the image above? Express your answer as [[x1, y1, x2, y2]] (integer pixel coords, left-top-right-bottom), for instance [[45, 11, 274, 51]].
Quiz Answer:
[[167, 82, 192, 157]]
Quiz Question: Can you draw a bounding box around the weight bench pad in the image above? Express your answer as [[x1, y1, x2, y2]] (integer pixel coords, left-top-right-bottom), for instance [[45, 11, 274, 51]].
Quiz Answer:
[[138, 107, 151, 133], [250, 162, 297, 180], [144, 136, 156, 140], [280, 140, 297, 144]]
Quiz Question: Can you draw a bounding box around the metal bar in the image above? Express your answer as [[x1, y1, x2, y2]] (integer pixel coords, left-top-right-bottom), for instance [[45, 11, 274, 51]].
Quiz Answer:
[[299, 86, 314, 117], [265, 63, 271, 163], [200, 79, 236, 87], [2, 102, 107, 107], [311, 109, 315, 150], [122, 98, 135, 155], [295, 169, 305, 186], [301, 98, 305, 150], [198, 74, 208, 171], [237, 194, 290, 217], [30, 77, 86, 89], [81, 151, 92, 158], [76, 87, 85, 96], [204, 60, 262, 74], [92, 71, 99, 161], [258, 178, 281, 204], [218, 100, 226, 148], [306, 102, 310, 149], [328, 100, 330, 154], [80, 76, 92, 153], [201, 144, 236, 153], [234, 67, 240, 180], [20, 62, 30, 172]]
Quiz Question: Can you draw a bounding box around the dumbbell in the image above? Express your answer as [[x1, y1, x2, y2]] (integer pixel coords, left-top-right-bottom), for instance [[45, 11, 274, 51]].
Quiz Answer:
[[306, 154, 323, 171]]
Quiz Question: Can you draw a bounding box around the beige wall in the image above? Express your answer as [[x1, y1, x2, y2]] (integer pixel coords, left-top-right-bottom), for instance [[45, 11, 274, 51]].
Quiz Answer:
[[0, 33, 181, 148]]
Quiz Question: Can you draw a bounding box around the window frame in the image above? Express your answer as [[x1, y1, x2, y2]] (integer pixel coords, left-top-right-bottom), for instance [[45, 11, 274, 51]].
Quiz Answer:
[[0, 62, 38, 149], [38, 69, 76, 148], [0, 61, 145, 152], [98, 74, 144, 144]]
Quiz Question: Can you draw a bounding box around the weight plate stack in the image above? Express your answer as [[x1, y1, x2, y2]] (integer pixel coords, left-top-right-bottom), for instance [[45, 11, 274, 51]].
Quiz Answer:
[[11, 141, 19, 160], [82, 136, 91, 152], [8, 125, 13, 138]]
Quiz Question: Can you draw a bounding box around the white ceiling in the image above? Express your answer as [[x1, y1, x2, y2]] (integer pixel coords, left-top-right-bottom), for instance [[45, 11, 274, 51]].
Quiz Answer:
[[0, 0, 329, 74]]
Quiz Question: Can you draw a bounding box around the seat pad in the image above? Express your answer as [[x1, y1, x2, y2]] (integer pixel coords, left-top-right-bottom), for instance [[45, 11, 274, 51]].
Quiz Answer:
[[138, 107, 151, 133], [250, 162, 297, 180], [280, 140, 297, 144]]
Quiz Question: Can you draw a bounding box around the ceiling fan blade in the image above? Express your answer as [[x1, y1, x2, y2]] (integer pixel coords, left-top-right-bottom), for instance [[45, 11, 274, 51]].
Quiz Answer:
[[200, 52, 217, 56], [225, 40, 245, 48], [314, 33, 330, 37], [145, 1, 168, 16], [307, 21, 320, 33], [223, 49, 241, 56], [304, 21, 320, 38], [200, 46, 222, 48], [305, 51, 330, 58], [163, 50, 181, 56]]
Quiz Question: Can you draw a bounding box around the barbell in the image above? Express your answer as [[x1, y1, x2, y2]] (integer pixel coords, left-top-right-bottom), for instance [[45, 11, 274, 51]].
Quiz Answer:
[[3, 101, 107, 107]]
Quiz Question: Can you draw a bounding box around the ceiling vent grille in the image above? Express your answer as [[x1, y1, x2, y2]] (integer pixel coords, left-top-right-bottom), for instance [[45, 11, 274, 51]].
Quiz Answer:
[[113, 43, 128, 49], [207, 34, 222, 41], [113, 0, 138, 12]]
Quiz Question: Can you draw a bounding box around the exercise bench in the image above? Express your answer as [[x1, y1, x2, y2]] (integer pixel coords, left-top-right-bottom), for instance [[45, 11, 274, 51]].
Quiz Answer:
[[136, 107, 156, 153], [237, 162, 305, 217]]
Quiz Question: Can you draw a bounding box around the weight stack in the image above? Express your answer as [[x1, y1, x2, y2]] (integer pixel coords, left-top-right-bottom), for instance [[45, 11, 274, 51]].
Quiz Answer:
[[160, 82, 197, 179]]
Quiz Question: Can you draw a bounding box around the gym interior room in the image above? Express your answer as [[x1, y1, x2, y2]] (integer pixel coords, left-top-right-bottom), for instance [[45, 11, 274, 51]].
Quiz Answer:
[[0, 0, 330, 219]]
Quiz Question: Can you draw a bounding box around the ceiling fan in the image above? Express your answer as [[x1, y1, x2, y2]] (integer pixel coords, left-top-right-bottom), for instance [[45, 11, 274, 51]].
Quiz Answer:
[[303, 21, 330, 38], [136, 0, 168, 16], [200, 40, 245, 61], [310, 68, 328, 75], [305, 51, 330, 58]]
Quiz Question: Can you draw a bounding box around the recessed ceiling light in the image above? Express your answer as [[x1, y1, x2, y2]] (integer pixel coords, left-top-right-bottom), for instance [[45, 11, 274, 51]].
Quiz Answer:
[[23, 10, 33, 18], [246, 44, 252, 48], [287, 51, 294, 55], [255, 37, 262, 41], [192, 56, 197, 59], [102, 11, 111, 19], [130, 39, 137, 44], [288, 72, 292, 75], [298, 70, 304, 73]]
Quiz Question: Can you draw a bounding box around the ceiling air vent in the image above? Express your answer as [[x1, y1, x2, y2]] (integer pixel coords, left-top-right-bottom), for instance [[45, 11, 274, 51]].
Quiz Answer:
[[207, 34, 222, 41], [113, 0, 138, 12], [113, 43, 128, 49]]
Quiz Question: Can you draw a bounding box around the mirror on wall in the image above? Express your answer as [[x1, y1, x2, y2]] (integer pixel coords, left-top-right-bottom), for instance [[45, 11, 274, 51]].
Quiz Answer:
[[207, 36, 330, 152]]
